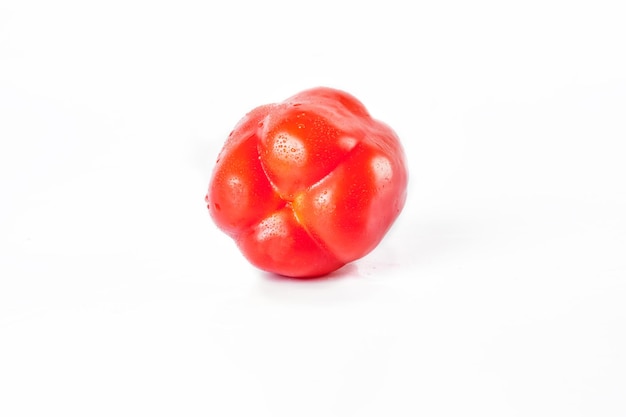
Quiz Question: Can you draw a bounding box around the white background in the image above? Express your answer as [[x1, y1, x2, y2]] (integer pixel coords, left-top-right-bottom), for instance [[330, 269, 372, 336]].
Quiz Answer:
[[1, 1, 625, 415]]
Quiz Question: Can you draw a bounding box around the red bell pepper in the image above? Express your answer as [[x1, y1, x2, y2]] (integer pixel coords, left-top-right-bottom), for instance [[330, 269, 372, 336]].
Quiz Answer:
[[206, 87, 408, 277]]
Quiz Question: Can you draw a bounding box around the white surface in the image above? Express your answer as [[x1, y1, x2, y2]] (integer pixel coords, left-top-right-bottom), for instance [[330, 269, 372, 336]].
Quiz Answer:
[[1, 1, 625, 416]]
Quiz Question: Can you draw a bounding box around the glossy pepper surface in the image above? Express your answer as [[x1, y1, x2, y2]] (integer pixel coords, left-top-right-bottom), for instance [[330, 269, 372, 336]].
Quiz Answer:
[[206, 87, 408, 277]]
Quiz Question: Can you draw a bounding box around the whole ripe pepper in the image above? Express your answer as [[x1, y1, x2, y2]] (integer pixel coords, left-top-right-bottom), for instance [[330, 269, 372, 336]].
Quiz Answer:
[[206, 87, 408, 278]]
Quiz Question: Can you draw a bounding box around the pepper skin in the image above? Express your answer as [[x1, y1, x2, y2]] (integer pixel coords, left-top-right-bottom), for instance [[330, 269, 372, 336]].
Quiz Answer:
[[206, 87, 408, 278]]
